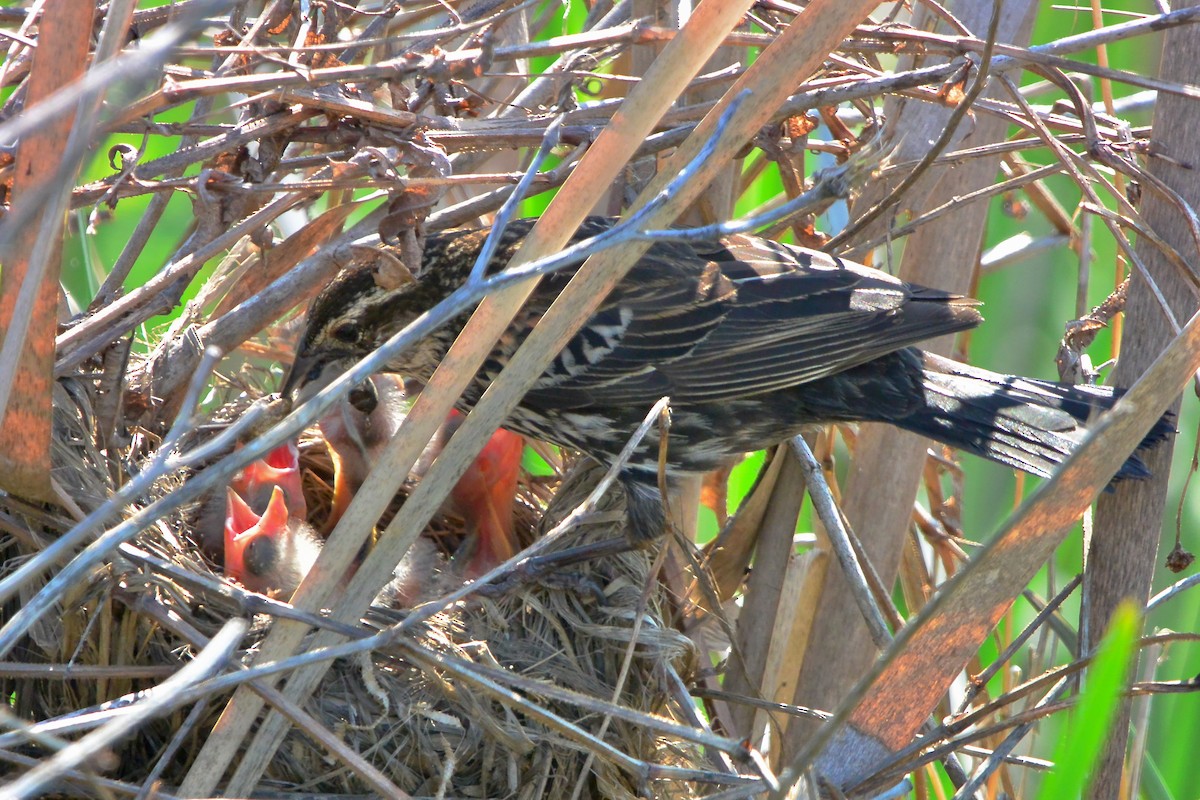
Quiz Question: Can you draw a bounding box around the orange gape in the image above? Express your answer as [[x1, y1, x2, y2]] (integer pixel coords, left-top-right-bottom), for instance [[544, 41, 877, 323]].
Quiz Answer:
[[223, 485, 321, 596], [230, 441, 306, 519], [444, 410, 525, 578]]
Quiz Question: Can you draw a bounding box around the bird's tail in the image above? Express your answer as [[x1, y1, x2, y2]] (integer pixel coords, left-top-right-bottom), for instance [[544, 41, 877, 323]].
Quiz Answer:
[[893, 353, 1174, 481]]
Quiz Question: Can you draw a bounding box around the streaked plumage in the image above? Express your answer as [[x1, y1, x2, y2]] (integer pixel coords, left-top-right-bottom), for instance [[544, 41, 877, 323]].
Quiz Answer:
[[284, 217, 1173, 542]]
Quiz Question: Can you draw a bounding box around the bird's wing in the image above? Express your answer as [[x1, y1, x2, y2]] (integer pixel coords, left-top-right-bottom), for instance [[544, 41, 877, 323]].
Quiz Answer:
[[526, 232, 981, 408]]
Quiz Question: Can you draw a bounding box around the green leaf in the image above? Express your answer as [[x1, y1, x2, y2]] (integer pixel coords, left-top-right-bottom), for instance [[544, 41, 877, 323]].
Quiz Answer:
[[1037, 601, 1140, 800]]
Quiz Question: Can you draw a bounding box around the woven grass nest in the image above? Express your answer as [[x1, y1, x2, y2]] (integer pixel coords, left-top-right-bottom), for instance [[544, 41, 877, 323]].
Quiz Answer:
[[5, 376, 705, 798]]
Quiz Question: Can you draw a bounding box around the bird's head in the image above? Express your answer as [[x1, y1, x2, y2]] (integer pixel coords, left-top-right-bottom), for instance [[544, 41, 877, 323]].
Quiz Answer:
[[224, 485, 321, 596], [283, 224, 528, 406], [282, 256, 464, 407]]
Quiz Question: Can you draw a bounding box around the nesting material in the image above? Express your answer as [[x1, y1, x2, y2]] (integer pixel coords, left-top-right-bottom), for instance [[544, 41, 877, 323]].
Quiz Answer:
[[271, 463, 700, 797], [4, 384, 703, 798]]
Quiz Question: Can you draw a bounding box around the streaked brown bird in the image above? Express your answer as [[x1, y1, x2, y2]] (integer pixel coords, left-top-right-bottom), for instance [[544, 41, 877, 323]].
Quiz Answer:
[[283, 217, 1173, 543]]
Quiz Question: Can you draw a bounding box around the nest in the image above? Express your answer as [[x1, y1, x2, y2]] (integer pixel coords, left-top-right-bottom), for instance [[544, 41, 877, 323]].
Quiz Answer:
[[267, 463, 700, 798], [3, 380, 704, 798]]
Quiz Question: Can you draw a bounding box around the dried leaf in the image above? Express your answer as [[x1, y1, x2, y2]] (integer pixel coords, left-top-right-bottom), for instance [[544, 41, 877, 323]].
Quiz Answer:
[[786, 113, 818, 139], [1165, 542, 1195, 573]]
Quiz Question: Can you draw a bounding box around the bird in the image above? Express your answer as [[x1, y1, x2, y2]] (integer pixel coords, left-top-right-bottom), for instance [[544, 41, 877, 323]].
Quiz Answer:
[[440, 409, 525, 578], [230, 440, 307, 519], [282, 216, 1174, 544], [223, 482, 438, 603], [317, 374, 411, 533], [224, 484, 322, 597], [318, 374, 526, 576], [192, 441, 309, 565]]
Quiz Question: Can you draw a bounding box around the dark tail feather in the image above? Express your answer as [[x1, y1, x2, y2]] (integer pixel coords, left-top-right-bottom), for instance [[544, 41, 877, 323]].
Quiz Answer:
[[895, 354, 1174, 481]]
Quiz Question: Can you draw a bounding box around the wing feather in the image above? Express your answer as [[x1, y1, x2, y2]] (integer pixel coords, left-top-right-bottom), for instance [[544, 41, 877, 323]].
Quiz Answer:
[[520, 221, 982, 409]]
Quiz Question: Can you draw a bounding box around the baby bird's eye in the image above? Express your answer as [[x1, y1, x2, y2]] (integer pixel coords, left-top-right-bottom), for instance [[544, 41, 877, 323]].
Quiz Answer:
[[330, 321, 362, 345]]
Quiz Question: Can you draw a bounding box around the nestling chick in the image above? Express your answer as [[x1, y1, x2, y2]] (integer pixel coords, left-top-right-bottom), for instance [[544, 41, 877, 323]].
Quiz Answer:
[[441, 409, 525, 578], [223, 483, 439, 602], [230, 441, 307, 519], [224, 485, 320, 597], [319, 375, 526, 577], [318, 375, 409, 533]]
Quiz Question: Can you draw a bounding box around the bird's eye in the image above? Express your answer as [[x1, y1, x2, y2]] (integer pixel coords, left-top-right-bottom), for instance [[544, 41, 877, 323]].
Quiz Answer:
[[330, 322, 361, 345]]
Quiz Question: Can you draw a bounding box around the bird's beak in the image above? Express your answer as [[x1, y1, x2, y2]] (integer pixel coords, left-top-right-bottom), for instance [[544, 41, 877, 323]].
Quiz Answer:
[[224, 485, 287, 581], [283, 352, 380, 416], [282, 352, 338, 408], [348, 376, 380, 414]]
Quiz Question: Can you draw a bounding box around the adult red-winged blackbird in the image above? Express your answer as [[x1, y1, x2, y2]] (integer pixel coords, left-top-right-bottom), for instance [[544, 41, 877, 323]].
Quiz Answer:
[[283, 217, 1173, 543]]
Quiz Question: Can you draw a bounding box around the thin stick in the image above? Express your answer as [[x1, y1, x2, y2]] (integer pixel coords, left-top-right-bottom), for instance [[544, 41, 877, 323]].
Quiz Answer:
[[2, 619, 247, 800]]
